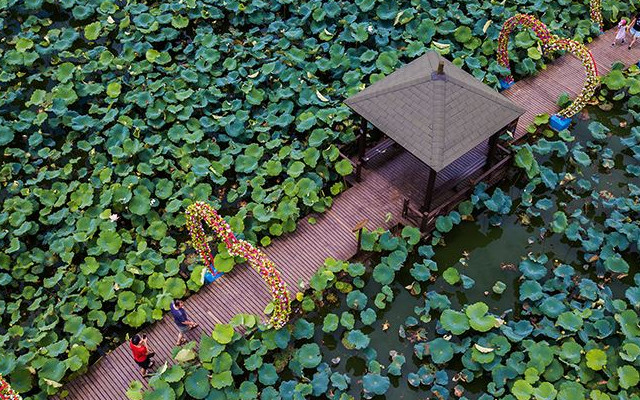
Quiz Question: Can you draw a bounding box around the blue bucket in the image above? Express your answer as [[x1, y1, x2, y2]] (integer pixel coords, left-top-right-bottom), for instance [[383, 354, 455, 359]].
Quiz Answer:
[[204, 266, 224, 284]]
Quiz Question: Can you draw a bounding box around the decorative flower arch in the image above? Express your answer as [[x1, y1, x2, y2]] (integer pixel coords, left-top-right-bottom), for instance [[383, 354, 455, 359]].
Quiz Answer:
[[590, 0, 603, 31], [497, 14, 599, 119], [0, 375, 22, 400], [185, 202, 291, 329]]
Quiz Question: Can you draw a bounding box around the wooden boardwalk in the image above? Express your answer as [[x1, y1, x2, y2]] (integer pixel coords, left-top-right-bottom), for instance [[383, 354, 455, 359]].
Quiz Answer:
[[506, 28, 640, 138], [55, 26, 640, 399]]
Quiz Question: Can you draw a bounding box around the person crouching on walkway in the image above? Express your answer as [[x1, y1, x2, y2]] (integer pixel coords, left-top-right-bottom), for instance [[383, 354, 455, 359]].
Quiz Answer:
[[130, 334, 155, 377], [613, 18, 627, 46], [170, 300, 199, 345]]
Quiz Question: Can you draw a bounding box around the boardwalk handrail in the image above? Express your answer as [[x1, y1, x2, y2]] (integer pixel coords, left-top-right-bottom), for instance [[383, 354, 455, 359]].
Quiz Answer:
[[402, 149, 513, 232]]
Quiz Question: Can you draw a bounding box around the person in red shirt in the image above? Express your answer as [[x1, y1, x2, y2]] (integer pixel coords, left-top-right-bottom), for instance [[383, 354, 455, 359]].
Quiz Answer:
[[130, 334, 155, 376]]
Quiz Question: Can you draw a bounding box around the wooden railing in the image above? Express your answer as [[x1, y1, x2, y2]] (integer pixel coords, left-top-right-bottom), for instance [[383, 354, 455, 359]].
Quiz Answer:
[[402, 148, 514, 233]]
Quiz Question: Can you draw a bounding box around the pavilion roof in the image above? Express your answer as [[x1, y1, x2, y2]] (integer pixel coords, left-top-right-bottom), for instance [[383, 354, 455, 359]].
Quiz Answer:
[[345, 51, 525, 172]]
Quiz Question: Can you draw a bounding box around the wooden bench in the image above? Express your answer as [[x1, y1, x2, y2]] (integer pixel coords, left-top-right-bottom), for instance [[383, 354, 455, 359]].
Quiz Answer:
[[362, 137, 397, 164]]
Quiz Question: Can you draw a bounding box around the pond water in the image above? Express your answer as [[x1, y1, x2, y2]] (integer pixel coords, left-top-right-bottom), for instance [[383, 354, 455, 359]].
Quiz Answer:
[[291, 103, 639, 399]]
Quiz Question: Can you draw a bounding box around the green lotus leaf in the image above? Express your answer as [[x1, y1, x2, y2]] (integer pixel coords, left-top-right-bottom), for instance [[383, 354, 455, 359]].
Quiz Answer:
[[362, 373, 390, 396], [84, 21, 101, 40], [410, 262, 431, 281], [515, 145, 539, 178], [199, 335, 224, 363], [212, 324, 234, 345], [345, 329, 370, 350], [142, 382, 175, 400], [124, 308, 147, 328], [210, 371, 233, 389], [603, 69, 627, 90], [0, 126, 14, 146], [293, 319, 314, 340], [184, 368, 210, 399], [454, 26, 472, 43], [466, 302, 497, 332], [164, 277, 186, 298], [335, 159, 353, 176], [519, 260, 547, 280], [78, 326, 103, 351], [375, 51, 399, 74], [443, 267, 460, 285], [360, 308, 377, 326], [346, 290, 367, 311], [617, 365, 639, 389], [620, 343, 640, 362], [492, 281, 507, 294], [520, 280, 544, 301], [258, 363, 278, 386], [162, 365, 185, 383], [511, 379, 533, 400], [372, 263, 394, 285], [238, 381, 258, 400], [440, 310, 470, 335], [585, 348, 607, 370], [96, 229, 122, 255], [117, 291, 137, 311], [323, 313, 339, 333], [244, 352, 262, 372], [147, 221, 167, 241], [347, 263, 366, 277], [428, 338, 454, 364], [296, 343, 322, 369], [39, 358, 67, 382], [539, 297, 567, 318], [604, 255, 629, 273], [556, 311, 583, 332], [435, 215, 453, 233], [129, 194, 151, 215]]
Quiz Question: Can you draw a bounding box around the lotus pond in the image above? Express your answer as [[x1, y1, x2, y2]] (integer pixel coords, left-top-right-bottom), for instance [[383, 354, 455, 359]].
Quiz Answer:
[[1, 0, 639, 398], [116, 72, 640, 400]]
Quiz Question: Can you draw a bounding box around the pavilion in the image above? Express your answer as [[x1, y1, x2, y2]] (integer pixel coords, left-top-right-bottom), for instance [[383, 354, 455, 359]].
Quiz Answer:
[[344, 50, 526, 212]]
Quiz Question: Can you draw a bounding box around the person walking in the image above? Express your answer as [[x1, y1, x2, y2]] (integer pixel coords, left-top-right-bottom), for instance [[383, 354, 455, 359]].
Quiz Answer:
[[170, 300, 199, 345], [129, 334, 155, 377], [627, 13, 640, 49], [612, 18, 627, 46]]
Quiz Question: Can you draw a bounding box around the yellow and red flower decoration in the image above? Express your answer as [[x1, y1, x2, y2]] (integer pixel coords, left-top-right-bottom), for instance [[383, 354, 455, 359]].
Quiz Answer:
[[497, 14, 599, 119], [590, 0, 603, 31], [0, 376, 21, 400], [185, 202, 291, 329]]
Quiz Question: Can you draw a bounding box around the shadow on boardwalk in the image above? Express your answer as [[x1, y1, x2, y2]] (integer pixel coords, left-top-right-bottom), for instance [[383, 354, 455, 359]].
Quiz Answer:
[[55, 27, 640, 400]]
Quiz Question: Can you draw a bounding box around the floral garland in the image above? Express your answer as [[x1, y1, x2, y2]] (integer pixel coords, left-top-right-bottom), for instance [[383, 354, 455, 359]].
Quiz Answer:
[[497, 14, 600, 119], [0, 375, 22, 400], [497, 14, 556, 85], [185, 202, 291, 329], [590, 0, 603, 31], [545, 38, 599, 118]]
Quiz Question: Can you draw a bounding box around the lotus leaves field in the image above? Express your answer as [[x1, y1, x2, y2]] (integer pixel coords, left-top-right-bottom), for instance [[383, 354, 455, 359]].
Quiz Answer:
[[115, 71, 640, 399], [0, 0, 637, 398]]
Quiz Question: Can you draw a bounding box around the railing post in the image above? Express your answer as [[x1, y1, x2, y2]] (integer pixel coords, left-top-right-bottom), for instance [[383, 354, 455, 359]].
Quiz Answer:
[[355, 162, 362, 182], [352, 219, 369, 253], [402, 198, 409, 218], [420, 213, 428, 232]]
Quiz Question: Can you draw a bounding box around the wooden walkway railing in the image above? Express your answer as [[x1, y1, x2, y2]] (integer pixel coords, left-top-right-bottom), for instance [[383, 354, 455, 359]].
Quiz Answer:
[[53, 26, 640, 400]]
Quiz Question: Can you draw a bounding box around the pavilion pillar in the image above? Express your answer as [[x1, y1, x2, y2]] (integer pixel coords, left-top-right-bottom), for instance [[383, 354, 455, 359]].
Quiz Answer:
[[355, 116, 367, 182], [358, 116, 367, 163], [485, 132, 499, 170], [421, 167, 437, 212]]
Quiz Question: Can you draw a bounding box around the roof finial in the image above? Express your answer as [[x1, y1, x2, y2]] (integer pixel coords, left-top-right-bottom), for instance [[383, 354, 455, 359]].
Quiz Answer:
[[436, 61, 444, 75]]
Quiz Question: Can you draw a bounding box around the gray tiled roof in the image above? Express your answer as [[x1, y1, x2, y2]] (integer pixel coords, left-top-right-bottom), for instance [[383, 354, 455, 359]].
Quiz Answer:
[[344, 51, 526, 172]]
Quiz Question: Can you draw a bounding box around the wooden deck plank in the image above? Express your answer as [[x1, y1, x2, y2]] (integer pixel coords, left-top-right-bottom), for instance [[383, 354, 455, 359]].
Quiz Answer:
[[53, 25, 639, 400]]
